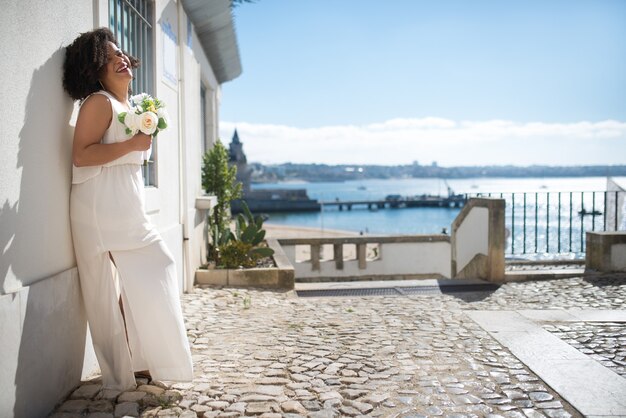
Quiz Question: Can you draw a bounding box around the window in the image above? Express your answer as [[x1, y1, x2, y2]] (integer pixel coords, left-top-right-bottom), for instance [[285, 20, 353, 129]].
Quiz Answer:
[[109, 0, 157, 186]]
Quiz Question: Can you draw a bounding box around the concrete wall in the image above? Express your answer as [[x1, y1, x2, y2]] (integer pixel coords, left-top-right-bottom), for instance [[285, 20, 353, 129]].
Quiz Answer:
[[606, 178, 626, 231], [451, 198, 506, 282], [0, 1, 100, 416], [454, 207, 489, 273], [1, 0, 227, 415], [586, 232, 626, 272], [279, 236, 451, 280], [181, 7, 222, 291]]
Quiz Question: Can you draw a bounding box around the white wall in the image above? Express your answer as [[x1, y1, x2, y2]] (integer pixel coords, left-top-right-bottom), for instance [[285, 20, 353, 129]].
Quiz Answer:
[[179, 3, 222, 290], [282, 241, 451, 279], [611, 244, 626, 271], [0, 0, 91, 295], [607, 178, 625, 231], [0, 1, 100, 416], [0, 269, 99, 418], [455, 207, 489, 273]]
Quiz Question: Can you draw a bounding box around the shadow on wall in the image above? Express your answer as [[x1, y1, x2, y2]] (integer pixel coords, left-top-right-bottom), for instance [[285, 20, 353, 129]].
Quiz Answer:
[[2, 47, 88, 417], [1, 47, 75, 291]]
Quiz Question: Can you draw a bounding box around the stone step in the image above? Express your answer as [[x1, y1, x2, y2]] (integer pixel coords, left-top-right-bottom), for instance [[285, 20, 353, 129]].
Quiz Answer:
[[504, 268, 585, 282]]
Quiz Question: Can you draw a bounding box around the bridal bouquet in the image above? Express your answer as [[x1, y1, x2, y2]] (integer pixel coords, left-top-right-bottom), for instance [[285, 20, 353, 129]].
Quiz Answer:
[[118, 93, 169, 137]]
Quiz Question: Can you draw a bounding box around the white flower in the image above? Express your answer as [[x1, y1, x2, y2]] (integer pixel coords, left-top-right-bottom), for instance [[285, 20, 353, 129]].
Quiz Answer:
[[121, 111, 140, 135], [156, 107, 169, 123], [138, 111, 158, 135], [130, 93, 150, 104]]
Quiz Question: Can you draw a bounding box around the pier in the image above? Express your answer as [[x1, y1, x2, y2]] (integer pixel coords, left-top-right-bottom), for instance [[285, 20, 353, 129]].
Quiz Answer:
[[320, 195, 467, 211]]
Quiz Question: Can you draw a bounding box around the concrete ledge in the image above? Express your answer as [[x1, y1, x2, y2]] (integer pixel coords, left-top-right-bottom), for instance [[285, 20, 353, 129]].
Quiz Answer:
[[295, 278, 492, 291], [278, 234, 450, 246], [195, 239, 295, 289], [586, 232, 626, 272], [295, 273, 446, 283], [195, 195, 218, 210], [504, 268, 585, 282]]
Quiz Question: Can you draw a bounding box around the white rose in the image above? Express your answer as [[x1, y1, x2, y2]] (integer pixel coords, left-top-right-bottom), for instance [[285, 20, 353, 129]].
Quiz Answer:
[[122, 111, 139, 135], [138, 111, 158, 135], [130, 93, 149, 104]]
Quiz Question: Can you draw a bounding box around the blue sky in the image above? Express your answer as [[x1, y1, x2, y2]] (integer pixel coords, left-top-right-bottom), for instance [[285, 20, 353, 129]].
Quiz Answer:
[[218, 0, 626, 166]]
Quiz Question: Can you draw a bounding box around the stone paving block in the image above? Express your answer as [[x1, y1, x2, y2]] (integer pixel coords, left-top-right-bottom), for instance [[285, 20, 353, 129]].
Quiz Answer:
[[70, 384, 102, 400], [59, 399, 90, 413], [114, 401, 139, 417], [86, 413, 114, 418]]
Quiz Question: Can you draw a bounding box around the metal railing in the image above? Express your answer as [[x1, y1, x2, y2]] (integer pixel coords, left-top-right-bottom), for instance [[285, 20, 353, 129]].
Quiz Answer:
[[469, 191, 625, 257]]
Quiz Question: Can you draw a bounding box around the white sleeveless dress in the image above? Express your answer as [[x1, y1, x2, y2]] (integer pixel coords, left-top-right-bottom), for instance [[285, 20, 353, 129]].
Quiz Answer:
[[70, 90, 193, 390]]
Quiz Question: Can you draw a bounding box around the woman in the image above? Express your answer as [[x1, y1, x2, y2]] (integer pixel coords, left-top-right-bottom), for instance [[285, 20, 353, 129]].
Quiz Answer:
[[63, 28, 193, 390]]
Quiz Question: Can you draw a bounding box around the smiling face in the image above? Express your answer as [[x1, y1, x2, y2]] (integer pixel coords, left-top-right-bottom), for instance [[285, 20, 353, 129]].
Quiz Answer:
[[100, 41, 133, 87]]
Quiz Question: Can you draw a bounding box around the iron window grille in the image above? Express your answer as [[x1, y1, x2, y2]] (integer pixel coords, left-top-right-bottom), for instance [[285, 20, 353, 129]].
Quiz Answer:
[[109, 0, 156, 187]]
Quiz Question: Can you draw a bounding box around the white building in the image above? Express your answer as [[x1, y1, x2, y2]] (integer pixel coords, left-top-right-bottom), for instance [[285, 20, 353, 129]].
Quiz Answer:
[[0, 1, 241, 416]]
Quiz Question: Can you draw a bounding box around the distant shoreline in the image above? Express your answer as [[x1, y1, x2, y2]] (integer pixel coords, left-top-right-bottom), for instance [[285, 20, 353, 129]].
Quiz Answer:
[[249, 163, 626, 184]]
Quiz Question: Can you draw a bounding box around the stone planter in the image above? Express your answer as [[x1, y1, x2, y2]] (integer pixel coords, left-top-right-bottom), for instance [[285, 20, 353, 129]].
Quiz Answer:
[[195, 239, 295, 289]]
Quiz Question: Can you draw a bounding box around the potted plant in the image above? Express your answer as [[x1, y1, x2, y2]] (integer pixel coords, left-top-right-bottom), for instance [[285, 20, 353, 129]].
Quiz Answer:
[[196, 140, 294, 289]]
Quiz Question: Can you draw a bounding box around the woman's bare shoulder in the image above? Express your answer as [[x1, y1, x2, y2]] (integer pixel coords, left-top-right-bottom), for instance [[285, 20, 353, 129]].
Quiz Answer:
[[79, 93, 112, 119]]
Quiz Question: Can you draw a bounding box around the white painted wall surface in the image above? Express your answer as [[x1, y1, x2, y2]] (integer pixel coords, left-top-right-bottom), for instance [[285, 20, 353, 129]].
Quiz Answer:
[[0, 1, 98, 415], [287, 242, 451, 279], [179, 4, 223, 290], [0, 268, 98, 418], [607, 178, 625, 231], [611, 243, 626, 271], [455, 207, 489, 273], [0, 0, 92, 294]]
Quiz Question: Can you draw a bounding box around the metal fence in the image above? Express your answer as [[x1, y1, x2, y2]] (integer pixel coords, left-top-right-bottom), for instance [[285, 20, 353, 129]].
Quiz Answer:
[[470, 191, 625, 258]]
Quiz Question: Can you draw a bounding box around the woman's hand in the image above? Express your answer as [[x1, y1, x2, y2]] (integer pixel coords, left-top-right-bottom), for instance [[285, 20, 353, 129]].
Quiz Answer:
[[128, 132, 152, 151]]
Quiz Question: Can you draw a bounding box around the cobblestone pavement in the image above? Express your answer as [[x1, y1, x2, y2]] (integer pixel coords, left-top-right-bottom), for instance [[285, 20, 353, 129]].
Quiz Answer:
[[50, 274, 626, 418]]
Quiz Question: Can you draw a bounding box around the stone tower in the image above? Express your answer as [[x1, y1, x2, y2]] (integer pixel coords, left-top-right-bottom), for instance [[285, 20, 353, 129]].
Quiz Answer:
[[228, 129, 251, 194]]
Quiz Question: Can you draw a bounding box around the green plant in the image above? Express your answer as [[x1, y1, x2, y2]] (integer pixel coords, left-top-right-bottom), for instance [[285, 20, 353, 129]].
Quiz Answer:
[[219, 240, 256, 268], [217, 201, 274, 268], [201, 139, 242, 263]]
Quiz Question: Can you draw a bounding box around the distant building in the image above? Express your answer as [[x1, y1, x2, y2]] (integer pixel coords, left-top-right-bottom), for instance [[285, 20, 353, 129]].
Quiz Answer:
[[229, 129, 252, 194], [227, 131, 320, 212]]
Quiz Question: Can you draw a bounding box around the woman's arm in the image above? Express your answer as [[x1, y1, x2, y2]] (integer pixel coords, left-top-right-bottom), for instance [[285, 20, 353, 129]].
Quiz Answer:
[[72, 94, 152, 167]]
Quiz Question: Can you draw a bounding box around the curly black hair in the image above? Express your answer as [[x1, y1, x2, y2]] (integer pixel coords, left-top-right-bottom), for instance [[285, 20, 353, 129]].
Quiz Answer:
[[63, 27, 139, 101]]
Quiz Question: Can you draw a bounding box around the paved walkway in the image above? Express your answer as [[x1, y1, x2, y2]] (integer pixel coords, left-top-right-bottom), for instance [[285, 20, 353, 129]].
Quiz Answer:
[[50, 274, 626, 418]]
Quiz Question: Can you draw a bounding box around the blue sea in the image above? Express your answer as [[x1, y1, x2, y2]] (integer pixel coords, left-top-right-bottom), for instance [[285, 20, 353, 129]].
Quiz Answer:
[[254, 176, 626, 241]]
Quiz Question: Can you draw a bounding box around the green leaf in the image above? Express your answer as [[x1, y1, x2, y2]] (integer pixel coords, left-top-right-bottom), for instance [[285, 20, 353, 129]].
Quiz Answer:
[[241, 224, 257, 243], [236, 214, 246, 239], [250, 247, 274, 257], [118, 112, 127, 124], [251, 230, 265, 246], [242, 201, 254, 223], [220, 229, 232, 245], [157, 118, 167, 130]]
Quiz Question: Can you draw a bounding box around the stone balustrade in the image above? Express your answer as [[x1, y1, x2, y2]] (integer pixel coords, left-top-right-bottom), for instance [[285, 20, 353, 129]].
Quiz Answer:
[[277, 197, 506, 283]]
